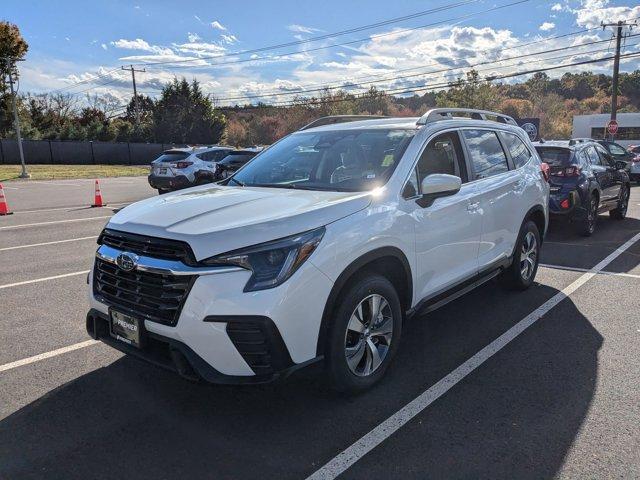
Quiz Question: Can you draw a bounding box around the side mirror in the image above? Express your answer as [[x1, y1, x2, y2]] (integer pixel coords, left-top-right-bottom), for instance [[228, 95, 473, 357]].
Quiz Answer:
[[417, 174, 462, 208], [614, 160, 627, 171]]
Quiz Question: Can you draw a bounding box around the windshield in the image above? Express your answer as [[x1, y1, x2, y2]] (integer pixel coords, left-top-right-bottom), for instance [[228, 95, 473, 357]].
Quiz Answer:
[[534, 147, 574, 166], [230, 129, 416, 191]]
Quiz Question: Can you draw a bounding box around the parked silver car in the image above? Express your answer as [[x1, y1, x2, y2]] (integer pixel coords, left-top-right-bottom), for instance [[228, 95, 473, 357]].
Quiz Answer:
[[148, 146, 234, 194]]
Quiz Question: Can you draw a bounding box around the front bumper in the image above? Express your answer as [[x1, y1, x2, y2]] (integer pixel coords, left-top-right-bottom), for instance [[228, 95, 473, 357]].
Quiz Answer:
[[148, 174, 192, 191], [88, 254, 333, 383]]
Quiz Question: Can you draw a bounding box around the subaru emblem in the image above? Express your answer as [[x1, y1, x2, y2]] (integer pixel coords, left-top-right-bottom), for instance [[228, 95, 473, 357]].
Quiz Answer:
[[116, 252, 138, 272]]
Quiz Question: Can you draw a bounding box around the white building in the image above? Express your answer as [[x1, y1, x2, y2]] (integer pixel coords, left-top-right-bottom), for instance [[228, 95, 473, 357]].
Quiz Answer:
[[572, 113, 640, 147]]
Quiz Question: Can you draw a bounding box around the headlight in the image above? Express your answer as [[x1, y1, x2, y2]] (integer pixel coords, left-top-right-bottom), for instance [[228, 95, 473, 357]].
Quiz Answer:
[[201, 227, 325, 292]]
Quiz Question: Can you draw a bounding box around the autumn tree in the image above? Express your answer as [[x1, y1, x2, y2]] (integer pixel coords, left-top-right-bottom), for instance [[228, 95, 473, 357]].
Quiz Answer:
[[0, 21, 28, 136]]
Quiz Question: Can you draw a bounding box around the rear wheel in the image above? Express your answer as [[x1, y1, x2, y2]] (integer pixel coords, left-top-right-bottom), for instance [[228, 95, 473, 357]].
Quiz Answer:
[[578, 193, 598, 236], [325, 274, 402, 393], [609, 185, 629, 220], [500, 220, 540, 291], [157, 189, 169, 195]]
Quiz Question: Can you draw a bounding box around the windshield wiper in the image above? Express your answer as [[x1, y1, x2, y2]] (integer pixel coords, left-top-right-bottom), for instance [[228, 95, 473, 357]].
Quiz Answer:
[[246, 183, 297, 189], [228, 177, 245, 186]]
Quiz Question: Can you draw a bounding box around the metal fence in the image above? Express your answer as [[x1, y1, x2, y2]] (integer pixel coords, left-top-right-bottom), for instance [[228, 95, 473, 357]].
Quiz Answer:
[[0, 139, 185, 165]]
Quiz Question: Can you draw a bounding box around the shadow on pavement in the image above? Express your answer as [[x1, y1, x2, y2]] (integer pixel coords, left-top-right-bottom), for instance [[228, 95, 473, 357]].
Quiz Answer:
[[541, 216, 640, 271], [0, 278, 603, 480]]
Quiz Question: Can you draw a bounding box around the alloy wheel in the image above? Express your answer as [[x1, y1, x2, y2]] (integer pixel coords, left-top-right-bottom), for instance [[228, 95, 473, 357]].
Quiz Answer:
[[344, 294, 394, 377], [520, 231, 538, 281]]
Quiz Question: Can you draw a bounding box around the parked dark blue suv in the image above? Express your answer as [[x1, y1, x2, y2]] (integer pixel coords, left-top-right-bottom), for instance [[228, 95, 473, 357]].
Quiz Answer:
[[533, 140, 631, 236]]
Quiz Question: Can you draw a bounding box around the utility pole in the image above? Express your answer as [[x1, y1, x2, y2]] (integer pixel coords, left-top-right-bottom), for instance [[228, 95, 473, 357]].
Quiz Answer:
[[602, 20, 636, 140], [122, 64, 145, 125], [3, 58, 29, 178]]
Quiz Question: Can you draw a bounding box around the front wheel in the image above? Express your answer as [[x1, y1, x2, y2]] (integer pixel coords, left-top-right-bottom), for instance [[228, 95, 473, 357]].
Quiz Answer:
[[324, 274, 402, 393], [500, 220, 541, 291], [610, 185, 629, 220]]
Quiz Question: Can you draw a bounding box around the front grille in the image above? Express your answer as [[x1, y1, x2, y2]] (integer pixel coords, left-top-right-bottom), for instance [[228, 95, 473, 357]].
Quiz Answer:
[[99, 229, 196, 265], [93, 258, 194, 326]]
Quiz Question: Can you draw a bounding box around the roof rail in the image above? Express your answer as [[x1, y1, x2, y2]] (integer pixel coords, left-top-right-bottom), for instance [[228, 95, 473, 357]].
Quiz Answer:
[[299, 115, 388, 131], [417, 108, 518, 126]]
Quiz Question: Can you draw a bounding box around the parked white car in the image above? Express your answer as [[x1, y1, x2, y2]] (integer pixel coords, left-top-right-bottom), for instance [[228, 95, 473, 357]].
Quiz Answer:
[[87, 109, 549, 392], [148, 145, 234, 194]]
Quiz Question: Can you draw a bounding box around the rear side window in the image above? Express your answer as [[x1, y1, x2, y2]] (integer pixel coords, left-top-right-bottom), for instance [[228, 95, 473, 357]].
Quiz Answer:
[[501, 132, 532, 168], [594, 144, 613, 165], [534, 147, 573, 166], [462, 129, 509, 179], [585, 146, 604, 166]]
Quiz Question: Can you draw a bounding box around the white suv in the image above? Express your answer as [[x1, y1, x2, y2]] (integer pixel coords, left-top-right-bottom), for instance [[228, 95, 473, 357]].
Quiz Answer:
[[87, 109, 549, 392], [148, 145, 234, 194]]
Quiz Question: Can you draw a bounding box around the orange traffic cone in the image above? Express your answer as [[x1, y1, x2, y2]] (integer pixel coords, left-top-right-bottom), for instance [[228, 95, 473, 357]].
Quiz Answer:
[[0, 183, 13, 216], [92, 179, 106, 207]]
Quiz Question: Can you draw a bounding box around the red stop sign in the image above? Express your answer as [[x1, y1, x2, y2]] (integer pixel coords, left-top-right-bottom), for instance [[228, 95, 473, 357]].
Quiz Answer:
[[607, 119, 619, 135]]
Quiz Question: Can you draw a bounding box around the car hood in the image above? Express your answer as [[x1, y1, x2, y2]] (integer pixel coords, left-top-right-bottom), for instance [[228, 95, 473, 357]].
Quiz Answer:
[[107, 185, 372, 260]]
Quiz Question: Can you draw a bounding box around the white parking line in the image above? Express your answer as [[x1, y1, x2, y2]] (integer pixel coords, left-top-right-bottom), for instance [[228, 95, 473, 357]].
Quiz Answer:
[[0, 216, 111, 230], [306, 232, 640, 480], [0, 270, 90, 290], [0, 236, 97, 252], [0, 340, 99, 373], [540, 263, 640, 279]]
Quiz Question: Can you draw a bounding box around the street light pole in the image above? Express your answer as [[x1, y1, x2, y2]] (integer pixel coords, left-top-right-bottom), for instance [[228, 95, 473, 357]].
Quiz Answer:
[[5, 60, 29, 178]]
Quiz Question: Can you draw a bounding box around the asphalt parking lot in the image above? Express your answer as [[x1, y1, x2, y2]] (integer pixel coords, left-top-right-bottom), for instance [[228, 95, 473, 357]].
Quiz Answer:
[[1, 179, 639, 479]]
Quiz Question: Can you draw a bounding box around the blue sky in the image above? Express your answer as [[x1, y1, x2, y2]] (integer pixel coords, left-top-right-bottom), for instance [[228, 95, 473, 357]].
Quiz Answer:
[[3, 0, 640, 108]]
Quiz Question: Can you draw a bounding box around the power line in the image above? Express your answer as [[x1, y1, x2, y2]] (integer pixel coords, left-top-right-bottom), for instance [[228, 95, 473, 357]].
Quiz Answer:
[[136, 0, 483, 67], [142, 0, 530, 71], [206, 34, 640, 103], [218, 51, 640, 110], [42, 0, 530, 98]]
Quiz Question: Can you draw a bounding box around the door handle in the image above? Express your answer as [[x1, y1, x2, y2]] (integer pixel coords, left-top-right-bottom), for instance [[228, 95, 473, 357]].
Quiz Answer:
[[467, 201, 480, 212]]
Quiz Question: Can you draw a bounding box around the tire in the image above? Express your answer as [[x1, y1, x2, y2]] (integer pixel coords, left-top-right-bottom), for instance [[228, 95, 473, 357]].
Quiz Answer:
[[500, 220, 541, 291], [609, 185, 630, 220], [324, 274, 403, 393], [577, 193, 598, 237], [157, 189, 169, 195]]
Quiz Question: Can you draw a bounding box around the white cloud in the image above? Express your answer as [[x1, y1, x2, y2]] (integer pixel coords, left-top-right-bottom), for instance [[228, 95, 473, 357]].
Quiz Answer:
[[551, 3, 562, 11], [188, 32, 201, 43], [221, 34, 237, 45], [539, 22, 555, 31], [210, 20, 226, 31], [101, 43, 107, 50], [111, 38, 173, 55], [174, 41, 227, 56], [573, 1, 640, 29], [287, 24, 322, 34]]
